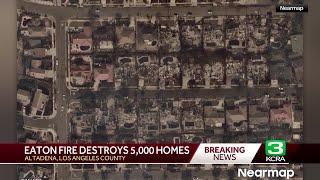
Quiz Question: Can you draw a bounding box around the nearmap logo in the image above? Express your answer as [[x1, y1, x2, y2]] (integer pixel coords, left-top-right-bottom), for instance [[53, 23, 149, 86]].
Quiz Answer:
[[238, 169, 295, 179], [265, 140, 286, 162], [276, 4, 308, 12]]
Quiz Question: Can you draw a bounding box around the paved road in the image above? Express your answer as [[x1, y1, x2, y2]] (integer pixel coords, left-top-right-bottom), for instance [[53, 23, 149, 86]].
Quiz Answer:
[[108, 86, 301, 100], [23, 19, 70, 138], [18, 0, 275, 20], [22, 12, 70, 142], [54, 18, 70, 143]]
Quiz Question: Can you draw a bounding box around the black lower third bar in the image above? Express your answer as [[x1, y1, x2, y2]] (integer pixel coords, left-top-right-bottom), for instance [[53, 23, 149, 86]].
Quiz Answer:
[[252, 144, 320, 163]]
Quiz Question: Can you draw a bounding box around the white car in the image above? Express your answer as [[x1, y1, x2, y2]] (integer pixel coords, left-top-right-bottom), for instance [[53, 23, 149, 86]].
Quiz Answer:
[[279, 87, 285, 95]]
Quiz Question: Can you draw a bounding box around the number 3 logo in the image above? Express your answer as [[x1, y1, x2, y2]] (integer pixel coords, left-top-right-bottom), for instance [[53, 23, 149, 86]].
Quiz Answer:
[[265, 140, 286, 156]]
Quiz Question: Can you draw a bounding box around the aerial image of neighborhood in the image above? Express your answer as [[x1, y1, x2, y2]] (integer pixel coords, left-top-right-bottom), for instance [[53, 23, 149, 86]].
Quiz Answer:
[[16, 0, 304, 179]]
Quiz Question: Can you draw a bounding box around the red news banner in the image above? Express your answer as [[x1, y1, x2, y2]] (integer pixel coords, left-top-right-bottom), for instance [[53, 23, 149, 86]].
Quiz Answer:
[[0, 143, 319, 164], [2, 144, 197, 164]]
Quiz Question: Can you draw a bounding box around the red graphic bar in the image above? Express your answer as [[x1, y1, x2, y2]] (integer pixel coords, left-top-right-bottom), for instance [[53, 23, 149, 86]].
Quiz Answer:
[[0, 144, 199, 163], [0, 143, 320, 164]]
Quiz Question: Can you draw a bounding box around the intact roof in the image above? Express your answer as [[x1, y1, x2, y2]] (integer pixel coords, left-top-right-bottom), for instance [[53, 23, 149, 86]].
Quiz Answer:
[[17, 89, 31, 97], [31, 89, 48, 110], [291, 34, 303, 55]]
